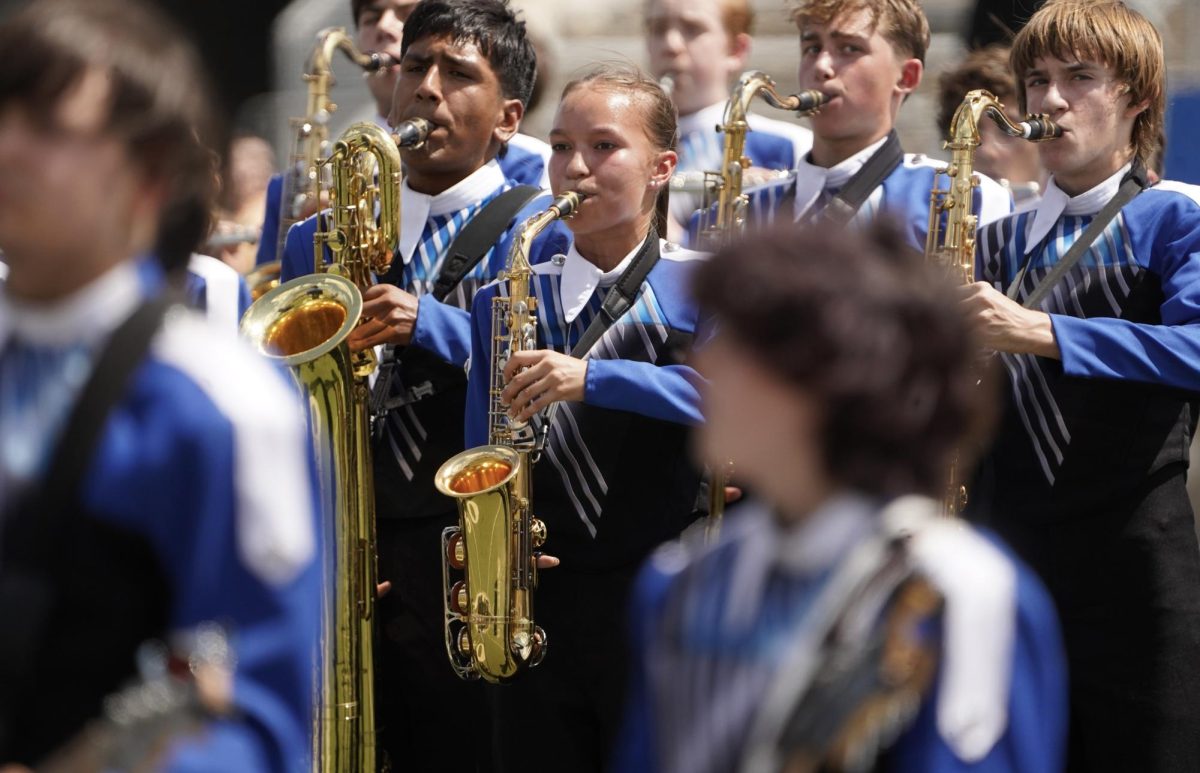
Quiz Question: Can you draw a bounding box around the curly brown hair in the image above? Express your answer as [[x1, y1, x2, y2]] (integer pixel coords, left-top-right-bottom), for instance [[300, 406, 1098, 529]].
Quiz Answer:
[[692, 220, 995, 500], [936, 45, 1017, 137]]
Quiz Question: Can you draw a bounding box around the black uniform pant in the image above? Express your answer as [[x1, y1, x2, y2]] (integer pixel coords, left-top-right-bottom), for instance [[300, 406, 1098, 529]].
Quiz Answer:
[[375, 513, 491, 773], [489, 565, 639, 773], [989, 465, 1200, 772]]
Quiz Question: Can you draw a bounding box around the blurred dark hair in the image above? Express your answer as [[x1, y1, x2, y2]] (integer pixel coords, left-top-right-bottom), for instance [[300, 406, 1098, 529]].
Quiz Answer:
[[693, 220, 995, 500], [401, 0, 538, 108], [937, 45, 1016, 136], [0, 0, 220, 275]]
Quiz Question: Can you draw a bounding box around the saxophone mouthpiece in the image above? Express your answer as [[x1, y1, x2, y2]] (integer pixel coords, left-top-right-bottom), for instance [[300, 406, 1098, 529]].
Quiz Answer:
[[794, 90, 830, 116], [366, 52, 397, 72], [393, 118, 431, 148], [551, 191, 588, 219], [1021, 115, 1063, 141]]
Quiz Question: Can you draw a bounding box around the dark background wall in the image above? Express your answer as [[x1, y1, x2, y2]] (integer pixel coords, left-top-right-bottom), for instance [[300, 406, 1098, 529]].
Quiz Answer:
[[0, 0, 289, 141]]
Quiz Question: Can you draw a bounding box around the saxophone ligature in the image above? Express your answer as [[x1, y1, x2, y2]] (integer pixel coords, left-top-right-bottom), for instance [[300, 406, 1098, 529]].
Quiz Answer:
[[926, 89, 1060, 515], [691, 70, 827, 249], [240, 118, 423, 772], [433, 192, 587, 683]]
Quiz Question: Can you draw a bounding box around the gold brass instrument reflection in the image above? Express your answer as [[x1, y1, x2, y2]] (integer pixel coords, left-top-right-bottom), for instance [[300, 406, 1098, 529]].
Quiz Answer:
[[434, 191, 587, 683], [245, 260, 282, 302], [240, 116, 423, 771], [926, 89, 1060, 516], [241, 274, 377, 773]]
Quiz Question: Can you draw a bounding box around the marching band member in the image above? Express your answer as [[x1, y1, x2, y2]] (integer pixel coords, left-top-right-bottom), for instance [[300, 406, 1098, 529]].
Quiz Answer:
[[703, 0, 1010, 248], [464, 65, 706, 772], [936, 45, 1044, 205], [616, 222, 1068, 773], [0, 1, 320, 769], [964, 2, 1200, 769], [257, 0, 550, 266], [280, 0, 550, 767], [644, 0, 812, 233]]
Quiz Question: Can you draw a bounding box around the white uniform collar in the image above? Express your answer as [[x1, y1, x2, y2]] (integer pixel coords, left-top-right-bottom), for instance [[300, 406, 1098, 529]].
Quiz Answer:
[[719, 492, 876, 632], [372, 114, 390, 132], [0, 259, 142, 351], [1024, 162, 1132, 255], [558, 238, 647, 324], [792, 134, 890, 221], [677, 101, 727, 136], [397, 160, 507, 265]]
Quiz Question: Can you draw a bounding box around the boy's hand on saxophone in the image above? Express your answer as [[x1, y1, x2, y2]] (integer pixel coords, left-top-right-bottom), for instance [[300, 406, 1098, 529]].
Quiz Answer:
[[350, 283, 420, 349]]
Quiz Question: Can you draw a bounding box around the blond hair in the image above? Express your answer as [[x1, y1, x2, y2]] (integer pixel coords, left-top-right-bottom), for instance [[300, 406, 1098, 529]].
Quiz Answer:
[[1011, 0, 1164, 164], [643, 0, 755, 41], [791, 0, 930, 63]]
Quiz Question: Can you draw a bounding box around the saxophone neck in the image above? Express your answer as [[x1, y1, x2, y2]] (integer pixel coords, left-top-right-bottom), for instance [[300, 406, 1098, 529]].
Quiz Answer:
[[506, 191, 587, 279]]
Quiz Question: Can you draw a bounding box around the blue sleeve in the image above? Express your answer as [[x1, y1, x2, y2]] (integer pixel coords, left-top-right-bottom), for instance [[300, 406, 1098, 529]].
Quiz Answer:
[[280, 214, 324, 283], [153, 397, 318, 772], [584, 359, 704, 425], [890, 561, 1067, 773], [611, 559, 675, 773], [161, 447, 319, 773], [1053, 197, 1200, 389], [412, 294, 473, 367], [464, 287, 495, 447], [238, 276, 253, 319], [498, 145, 549, 188], [256, 174, 284, 267]]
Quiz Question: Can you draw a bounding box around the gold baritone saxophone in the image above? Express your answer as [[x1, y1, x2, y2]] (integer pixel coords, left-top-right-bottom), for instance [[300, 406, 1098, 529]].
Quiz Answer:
[[434, 192, 587, 683], [926, 89, 1060, 516], [240, 118, 429, 772], [250, 27, 399, 302]]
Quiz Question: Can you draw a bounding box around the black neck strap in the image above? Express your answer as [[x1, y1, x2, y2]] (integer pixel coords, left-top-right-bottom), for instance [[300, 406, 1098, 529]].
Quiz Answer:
[[811, 130, 904, 226], [571, 230, 662, 358], [10, 296, 170, 565], [0, 296, 168, 740], [1008, 159, 1150, 308]]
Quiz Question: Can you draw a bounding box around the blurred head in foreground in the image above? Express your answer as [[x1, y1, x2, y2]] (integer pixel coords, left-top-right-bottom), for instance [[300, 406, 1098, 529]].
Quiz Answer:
[[692, 219, 994, 519]]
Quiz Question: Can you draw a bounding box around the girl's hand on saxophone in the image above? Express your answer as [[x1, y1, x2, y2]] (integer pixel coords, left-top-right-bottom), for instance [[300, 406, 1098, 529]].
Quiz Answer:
[[500, 349, 588, 422]]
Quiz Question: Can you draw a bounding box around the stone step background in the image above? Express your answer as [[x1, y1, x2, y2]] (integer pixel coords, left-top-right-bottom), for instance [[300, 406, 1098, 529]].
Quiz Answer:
[[264, 0, 1200, 167]]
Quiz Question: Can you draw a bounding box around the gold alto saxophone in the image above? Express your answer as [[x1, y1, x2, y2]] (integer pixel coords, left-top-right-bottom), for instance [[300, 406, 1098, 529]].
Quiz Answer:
[[240, 118, 428, 772], [434, 192, 587, 683], [926, 89, 1060, 515], [692, 70, 827, 249], [252, 28, 397, 301], [691, 71, 827, 538]]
